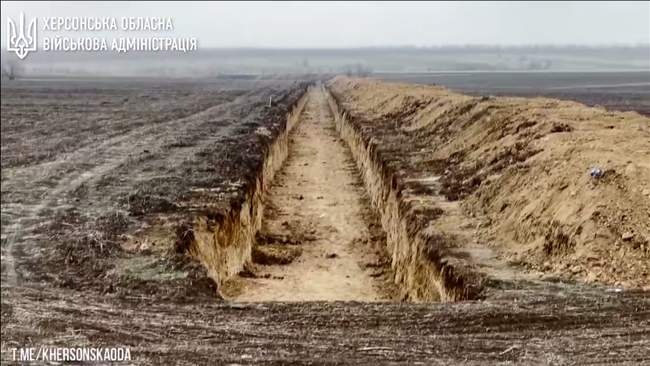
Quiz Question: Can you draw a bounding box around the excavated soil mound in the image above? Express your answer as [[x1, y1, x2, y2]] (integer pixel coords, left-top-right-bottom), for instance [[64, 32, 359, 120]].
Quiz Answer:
[[329, 76, 650, 290]]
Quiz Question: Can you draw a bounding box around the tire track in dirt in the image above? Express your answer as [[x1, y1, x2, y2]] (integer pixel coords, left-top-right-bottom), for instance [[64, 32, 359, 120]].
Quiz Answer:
[[0, 89, 273, 286], [3, 282, 648, 364], [225, 86, 390, 302]]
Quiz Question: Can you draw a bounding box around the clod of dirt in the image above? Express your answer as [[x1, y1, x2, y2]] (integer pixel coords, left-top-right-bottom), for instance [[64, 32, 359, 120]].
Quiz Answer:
[[326, 253, 339, 259], [550, 122, 573, 133], [128, 192, 178, 216], [621, 232, 634, 241], [252, 245, 302, 265], [256, 232, 305, 245], [238, 263, 258, 278]]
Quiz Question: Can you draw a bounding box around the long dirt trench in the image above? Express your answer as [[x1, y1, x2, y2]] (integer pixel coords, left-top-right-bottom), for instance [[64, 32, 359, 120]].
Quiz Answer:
[[224, 86, 392, 302]]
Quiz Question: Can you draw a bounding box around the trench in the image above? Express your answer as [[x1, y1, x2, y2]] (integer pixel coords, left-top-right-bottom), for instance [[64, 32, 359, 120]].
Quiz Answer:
[[222, 86, 392, 301], [186, 83, 471, 303]]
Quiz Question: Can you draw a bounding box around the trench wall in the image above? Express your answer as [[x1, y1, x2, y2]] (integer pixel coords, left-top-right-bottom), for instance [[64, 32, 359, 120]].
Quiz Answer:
[[324, 86, 474, 302], [183, 89, 310, 289]]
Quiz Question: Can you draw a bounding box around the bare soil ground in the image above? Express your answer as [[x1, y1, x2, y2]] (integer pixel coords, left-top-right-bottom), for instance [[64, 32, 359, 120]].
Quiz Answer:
[[2, 77, 649, 364], [2, 283, 649, 364], [1, 77, 309, 299], [224, 87, 392, 302]]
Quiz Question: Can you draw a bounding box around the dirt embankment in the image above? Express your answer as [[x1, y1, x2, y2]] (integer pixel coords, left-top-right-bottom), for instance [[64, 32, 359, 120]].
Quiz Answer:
[[328, 76, 650, 292]]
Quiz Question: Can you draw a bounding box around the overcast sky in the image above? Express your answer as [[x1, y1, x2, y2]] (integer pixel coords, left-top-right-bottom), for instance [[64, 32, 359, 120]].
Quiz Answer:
[[2, 1, 649, 48]]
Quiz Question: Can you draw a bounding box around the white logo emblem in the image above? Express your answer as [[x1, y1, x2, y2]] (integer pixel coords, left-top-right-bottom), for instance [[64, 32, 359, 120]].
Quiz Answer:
[[7, 13, 37, 59]]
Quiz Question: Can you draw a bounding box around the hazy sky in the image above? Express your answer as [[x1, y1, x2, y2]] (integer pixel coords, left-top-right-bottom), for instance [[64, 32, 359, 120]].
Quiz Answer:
[[2, 1, 649, 48]]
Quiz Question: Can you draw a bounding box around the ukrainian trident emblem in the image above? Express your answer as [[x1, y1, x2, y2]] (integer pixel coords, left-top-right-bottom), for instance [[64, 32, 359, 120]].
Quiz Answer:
[[7, 13, 37, 59]]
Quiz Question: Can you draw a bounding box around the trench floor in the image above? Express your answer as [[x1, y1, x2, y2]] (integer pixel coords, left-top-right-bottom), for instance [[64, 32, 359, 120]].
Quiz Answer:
[[224, 87, 391, 301]]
